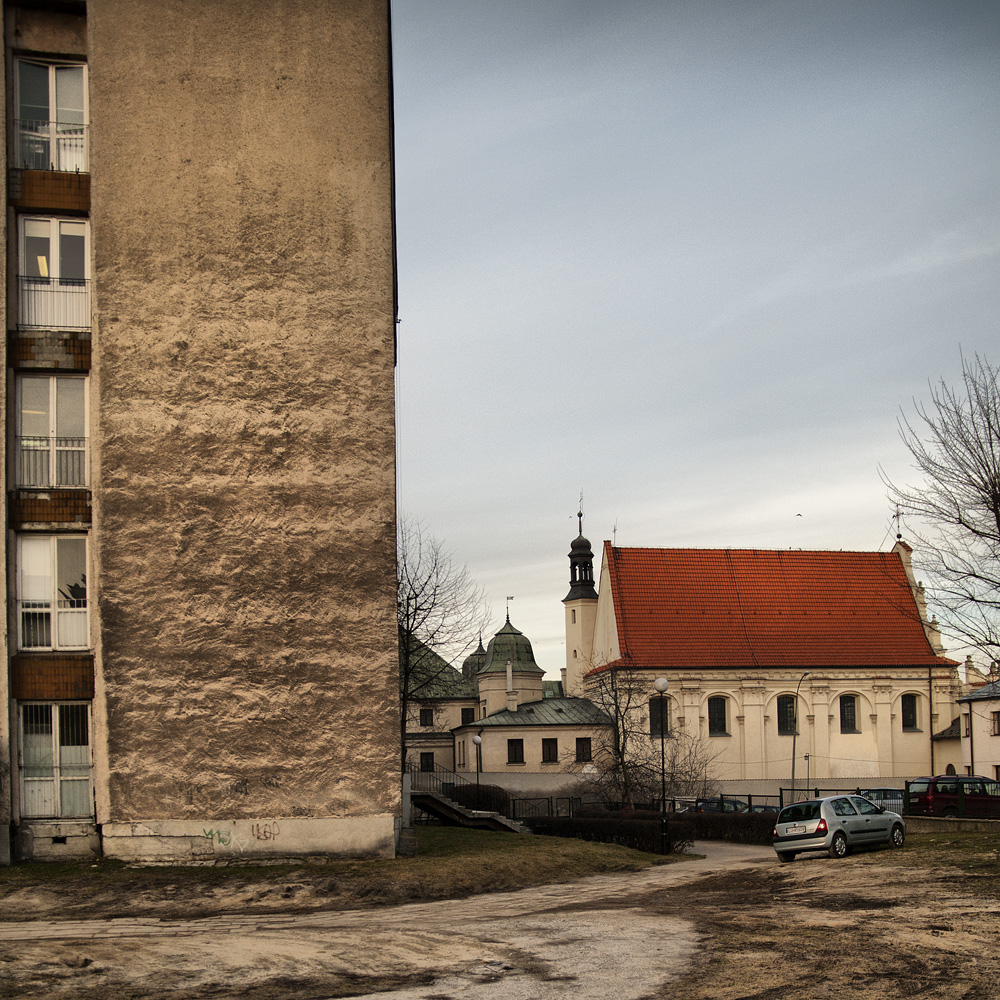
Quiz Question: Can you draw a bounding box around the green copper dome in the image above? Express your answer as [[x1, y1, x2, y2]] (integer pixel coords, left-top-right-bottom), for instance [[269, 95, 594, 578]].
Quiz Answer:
[[479, 617, 544, 675]]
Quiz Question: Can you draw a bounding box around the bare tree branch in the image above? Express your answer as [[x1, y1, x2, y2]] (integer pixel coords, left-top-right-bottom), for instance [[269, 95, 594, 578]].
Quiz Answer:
[[397, 515, 491, 771], [582, 665, 719, 806], [884, 354, 1000, 662]]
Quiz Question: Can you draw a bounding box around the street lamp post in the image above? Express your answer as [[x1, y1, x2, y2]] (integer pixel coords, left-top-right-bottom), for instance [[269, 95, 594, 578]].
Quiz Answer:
[[472, 734, 482, 811], [790, 671, 811, 803], [654, 676, 670, 855]]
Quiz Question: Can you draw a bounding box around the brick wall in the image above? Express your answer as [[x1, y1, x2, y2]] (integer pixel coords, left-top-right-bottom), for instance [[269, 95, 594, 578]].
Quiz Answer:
[[7, 330, 90, 370], [8, 489, 91, 527], [9, 169, 89, 213], [11, 654, 95, 700]]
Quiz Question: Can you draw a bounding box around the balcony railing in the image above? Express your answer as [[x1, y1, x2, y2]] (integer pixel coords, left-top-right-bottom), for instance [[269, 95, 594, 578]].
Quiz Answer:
[[19, 599, 88, 650], [16, 436, 88, 487], [16, 119, 89, 173], [18, 276, 91, 330]]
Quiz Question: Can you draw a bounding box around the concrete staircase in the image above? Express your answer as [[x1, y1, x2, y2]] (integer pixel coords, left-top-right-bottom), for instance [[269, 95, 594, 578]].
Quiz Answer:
[[411, 790, 532, 834]]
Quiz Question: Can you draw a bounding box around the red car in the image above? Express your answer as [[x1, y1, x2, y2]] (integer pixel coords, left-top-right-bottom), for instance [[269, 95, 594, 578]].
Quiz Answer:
[[906, 776, 1000, 818]]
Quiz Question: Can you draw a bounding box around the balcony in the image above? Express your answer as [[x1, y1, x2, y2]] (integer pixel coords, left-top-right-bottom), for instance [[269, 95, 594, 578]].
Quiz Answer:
[[19, 599, 89, 651], [17, 436, 88, 488], [18, 276, 90, 330], [16, 119, 88, 173]]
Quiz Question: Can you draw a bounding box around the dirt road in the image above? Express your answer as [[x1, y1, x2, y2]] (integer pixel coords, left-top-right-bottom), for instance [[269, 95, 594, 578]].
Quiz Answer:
[[2, 840, 999, 999]]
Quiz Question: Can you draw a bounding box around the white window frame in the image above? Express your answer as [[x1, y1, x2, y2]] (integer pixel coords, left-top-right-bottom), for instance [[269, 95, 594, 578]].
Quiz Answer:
[[16, 533, 89, 651], [15, 59, 89, 172], [19, 701, 94, 819], [18, 216, 91, 331], [16, 374, 89, 487]]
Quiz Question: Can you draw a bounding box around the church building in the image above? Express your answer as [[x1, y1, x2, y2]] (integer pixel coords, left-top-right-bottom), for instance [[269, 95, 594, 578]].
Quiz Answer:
[[565, 523, 965, 788]]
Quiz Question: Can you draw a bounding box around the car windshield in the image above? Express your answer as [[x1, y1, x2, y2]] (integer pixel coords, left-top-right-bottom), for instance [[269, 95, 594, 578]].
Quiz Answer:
[[778, 802, 820, 822]]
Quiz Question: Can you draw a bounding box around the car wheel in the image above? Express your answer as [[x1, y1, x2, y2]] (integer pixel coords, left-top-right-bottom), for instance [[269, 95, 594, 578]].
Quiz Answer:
[[890, 824, 905, 848], [942, 807, 958, 818], [828, 832, 849, 859], [777, 851, 796, 863]]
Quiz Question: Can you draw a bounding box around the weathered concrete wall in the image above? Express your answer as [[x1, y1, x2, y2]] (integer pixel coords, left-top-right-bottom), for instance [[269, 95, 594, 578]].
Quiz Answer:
[[0, 5, 8, 867], [87, 0, 398, 856]]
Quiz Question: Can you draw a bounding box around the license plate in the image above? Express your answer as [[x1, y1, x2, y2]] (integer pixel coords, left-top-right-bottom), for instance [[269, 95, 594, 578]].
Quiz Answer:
[[788, 825, 806, 834]]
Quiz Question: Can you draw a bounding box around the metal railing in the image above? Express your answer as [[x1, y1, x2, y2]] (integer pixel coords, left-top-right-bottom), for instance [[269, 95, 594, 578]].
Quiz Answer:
[[16, 119, 89, 172], [18, 276, 91, 330], [19, 600, 88, 650], [16, 436, 88, 487], [510, 796, 582, 819], [408, 762, 476, 797]]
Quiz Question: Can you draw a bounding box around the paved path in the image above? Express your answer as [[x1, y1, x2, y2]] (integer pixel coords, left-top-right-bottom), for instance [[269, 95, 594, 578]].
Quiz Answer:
[[1, 842, 775, 999]]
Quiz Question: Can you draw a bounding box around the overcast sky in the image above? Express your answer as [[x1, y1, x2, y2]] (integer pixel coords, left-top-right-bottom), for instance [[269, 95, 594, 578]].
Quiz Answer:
[[389, 0, 1000, 676]]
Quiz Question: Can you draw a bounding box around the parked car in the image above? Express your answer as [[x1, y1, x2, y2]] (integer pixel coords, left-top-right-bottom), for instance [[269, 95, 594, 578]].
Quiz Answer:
[[772, 795, 905, 862], [906, 776, 1000, 818], [748, 803, 780, 814], [693, 797, 748, 814], [857, 787, 905, 813]]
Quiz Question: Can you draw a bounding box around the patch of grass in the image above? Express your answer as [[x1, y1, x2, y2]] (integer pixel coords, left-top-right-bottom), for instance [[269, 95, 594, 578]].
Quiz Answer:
[[0, 827, 673, 921], [853, 832, 1000, 896]]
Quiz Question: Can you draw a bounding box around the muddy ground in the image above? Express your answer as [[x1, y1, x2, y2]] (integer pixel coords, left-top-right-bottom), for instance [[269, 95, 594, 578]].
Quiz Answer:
[[1, 835, 998, 999]]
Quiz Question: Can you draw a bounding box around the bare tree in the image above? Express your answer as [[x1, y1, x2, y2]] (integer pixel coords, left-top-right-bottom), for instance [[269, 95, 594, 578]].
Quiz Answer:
[[397, 516, 490, 772], [583, 664, 718, 806], [885, 354, 1000, 663]]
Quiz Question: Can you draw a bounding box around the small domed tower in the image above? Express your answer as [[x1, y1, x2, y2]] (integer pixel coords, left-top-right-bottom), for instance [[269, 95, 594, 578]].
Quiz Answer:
[[462, 638, 487, 681], [477, 616, 545, 716], [563, 511, 598, 696]]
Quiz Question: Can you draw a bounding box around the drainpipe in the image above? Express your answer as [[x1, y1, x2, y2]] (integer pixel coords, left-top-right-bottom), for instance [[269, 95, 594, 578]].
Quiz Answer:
[[928, 663, 935, 775], [968, 705, 975, 774]]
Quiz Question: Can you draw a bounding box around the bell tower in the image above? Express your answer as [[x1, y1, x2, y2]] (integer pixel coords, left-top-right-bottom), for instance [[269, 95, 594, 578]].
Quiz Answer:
[[563, 512, 598, 695]]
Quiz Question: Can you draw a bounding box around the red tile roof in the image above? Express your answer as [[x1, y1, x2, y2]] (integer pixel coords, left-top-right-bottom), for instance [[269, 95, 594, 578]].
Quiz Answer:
[[598, 543, 952, 670]]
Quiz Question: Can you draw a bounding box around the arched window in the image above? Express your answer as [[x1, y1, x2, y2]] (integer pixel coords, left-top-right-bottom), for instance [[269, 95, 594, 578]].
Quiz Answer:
[[777, 694, 796, 735], [649, 697, 670, 738], [901, 693, 919, 731], [708, 696, 728, 736], [840, 694, 859, 733]]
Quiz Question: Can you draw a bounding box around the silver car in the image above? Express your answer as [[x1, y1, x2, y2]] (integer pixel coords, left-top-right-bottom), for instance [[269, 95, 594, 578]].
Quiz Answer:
[[772, 795, 905, 862]]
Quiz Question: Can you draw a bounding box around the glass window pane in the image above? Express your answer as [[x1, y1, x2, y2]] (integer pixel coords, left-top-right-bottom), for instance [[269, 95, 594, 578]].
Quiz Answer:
[[55, 66, 84, 125], [22, 705, 54, 775], [19, 536, 52, 602], [59, 223, 86, 281], [20, 377, 51, 437], [56, 537, 87, 606], [24, 220, 51, 279], [840, 695, 857, 732], [709, 697, 727, 734], [55, 378, 86, 437], [60, 779, 90, 816], [59, 704, 89, 746], [18, 61, 49, 122]]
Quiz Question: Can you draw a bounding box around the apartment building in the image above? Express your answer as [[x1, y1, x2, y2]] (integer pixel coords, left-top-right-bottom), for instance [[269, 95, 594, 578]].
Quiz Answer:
[[2, 0, 400, 863]]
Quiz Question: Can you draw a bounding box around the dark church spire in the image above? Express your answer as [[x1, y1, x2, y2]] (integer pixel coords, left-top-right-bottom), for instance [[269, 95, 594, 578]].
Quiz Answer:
[[564, 510, 598, 602]]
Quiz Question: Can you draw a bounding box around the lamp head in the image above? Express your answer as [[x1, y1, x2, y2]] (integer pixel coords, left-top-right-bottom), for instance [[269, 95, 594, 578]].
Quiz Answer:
[[653, 676, 669, 693]]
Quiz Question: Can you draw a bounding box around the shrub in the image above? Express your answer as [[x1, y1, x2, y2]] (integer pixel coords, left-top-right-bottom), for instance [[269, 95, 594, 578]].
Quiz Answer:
[[448, 783, 511, 816], [678, 810, 774, 845], [524, 815, 694, 855]]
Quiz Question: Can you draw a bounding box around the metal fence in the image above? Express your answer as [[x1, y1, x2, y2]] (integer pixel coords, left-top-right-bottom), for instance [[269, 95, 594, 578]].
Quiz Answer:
[[510, 796, 582, 819], [18, 277, 91, 330], [16, 120, 89, 172]]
